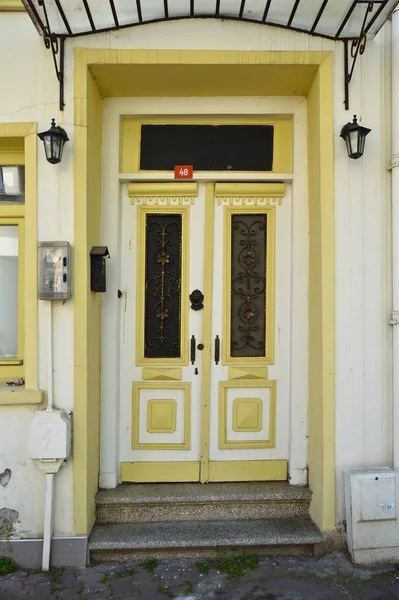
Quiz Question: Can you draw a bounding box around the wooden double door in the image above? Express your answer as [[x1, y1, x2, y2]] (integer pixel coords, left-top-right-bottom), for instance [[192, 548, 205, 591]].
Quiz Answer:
[[118, 181, 290, 483]]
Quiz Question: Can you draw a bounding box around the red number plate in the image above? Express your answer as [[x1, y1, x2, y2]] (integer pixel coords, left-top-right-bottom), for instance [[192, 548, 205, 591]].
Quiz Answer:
[[174, 165, 194, 179]]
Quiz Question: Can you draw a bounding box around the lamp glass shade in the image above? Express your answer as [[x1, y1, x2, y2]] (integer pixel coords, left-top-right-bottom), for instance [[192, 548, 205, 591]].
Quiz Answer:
[[38, 119, 69, 165], [340, 115, 371, 160]]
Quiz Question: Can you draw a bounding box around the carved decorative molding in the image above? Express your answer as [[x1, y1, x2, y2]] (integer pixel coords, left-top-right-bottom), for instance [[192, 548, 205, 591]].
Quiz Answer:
[[128, 182, 197, 205], [215, 183, 284, 206]]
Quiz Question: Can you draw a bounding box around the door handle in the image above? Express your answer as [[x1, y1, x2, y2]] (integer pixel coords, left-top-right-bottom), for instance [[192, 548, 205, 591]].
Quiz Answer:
[[215, 335, 220, 365], [191, 335, 196, 365]]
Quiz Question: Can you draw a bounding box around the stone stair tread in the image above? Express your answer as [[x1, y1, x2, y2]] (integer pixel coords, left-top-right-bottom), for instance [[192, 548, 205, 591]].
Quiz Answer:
[[96, 482, 312, 505], [89, 517, 322, 551]]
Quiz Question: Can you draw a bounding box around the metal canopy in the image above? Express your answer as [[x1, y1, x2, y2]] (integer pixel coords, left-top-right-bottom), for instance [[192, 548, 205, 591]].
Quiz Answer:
[[21, 0, 398, 110]]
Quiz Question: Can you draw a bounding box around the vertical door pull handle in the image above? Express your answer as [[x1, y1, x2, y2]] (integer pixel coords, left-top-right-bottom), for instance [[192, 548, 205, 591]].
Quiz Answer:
[[215, 335, 220, 365], [191, 335, 196, 365]]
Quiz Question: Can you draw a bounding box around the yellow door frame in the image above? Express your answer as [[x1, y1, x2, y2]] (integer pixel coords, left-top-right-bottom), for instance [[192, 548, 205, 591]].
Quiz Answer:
[[74, 48, 335, 536]]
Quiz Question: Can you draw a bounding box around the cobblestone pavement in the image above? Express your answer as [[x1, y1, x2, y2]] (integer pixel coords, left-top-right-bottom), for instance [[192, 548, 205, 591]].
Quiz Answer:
[[1, 552, 399, 600]]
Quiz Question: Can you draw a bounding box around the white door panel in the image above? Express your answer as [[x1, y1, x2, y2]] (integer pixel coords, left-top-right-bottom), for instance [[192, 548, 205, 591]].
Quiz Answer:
[[209, 196, 291, 474], [119, 184, 206, 475]]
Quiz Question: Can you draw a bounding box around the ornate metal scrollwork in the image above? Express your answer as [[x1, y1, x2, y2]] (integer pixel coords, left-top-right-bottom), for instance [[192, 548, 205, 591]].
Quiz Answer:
[[145, 214, 182, 358], [38, 0, 65, 110], [230, 214, 267, 357], [344, 2, 373, 110]]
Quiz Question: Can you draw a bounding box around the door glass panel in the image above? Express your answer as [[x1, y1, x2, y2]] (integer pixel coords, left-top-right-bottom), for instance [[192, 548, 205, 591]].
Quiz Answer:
[[145, 213, 182, 358], [0, 225, 18, 358], [230, 213, 266, 357]]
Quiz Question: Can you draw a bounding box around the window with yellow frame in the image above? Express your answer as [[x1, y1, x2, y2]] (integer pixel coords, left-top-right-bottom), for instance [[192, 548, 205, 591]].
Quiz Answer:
[[0, 141, 25, 380]]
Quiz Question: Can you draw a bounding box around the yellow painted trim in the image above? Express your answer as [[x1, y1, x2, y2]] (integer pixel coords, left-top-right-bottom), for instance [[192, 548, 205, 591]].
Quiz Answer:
[[0, 123, 37, 388], [0, 217, 24, 378], [17, 219, 25, 367], [74, 65, 103, 536], [0, 123, 38, 390], [215, 183, 285, 198], [132, 381, 191, 450], [0, 138, 25, 164], [136, 205, 189, 366], [121, 119, 140, 173], [0, 205, 24, 218], [218, 379, 276, 450], [228, 367, 268, 380], [200, 183, 215, 483], [147, 399, 177, 433], [120, 461, 200, 482], [0, 359, 23, 365], [121, 116, 292, 174], [222, 204, 275, 366], [307, 54, 336, 531], [0, 388, 43, 405], [208, 460, 287, 482], [74, 47, 335, 534], [142, 368, 182, 381], [0, 1, 24, 10], [23, 125, 38, 389], [128, 182, 198, 199], [232, 397, 262, 432]]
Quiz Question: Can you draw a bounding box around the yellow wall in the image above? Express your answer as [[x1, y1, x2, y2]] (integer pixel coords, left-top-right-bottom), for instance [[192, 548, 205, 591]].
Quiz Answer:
[[307, 55, 336, 530], [74, 63, 103, 534], [73, 48, 335, 535]]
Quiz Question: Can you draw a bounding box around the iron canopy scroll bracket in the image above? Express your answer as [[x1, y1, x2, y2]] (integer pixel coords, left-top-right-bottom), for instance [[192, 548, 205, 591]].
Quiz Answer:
[[344, 2, 374, 111], [37, 0, 65, 111], [21, 0, 395, 112]]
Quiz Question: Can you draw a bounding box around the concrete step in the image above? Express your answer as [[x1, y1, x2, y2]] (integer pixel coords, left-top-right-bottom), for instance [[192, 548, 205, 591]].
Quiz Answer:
[[96, 482, 312, 524], [89, 517, 323, 563]]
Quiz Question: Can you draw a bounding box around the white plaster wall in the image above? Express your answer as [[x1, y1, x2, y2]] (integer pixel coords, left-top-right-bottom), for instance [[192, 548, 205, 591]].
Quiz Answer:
[[334, 26, 392, 522], [0, 12, 74, 537], [0, 10, 392, 535]]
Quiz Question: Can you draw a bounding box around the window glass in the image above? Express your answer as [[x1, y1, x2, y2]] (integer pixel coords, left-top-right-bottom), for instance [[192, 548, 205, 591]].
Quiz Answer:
[[144, 213, 182, 359], [140, 125, 274, 171], [0, 225, 18, 358], [0, 167, 25, 204], [230, 213, 267, 357]]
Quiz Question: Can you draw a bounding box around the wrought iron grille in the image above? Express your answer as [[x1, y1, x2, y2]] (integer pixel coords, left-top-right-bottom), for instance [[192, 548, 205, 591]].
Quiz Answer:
[[144, 213, 182, 359], [230, 213, 267, 358]]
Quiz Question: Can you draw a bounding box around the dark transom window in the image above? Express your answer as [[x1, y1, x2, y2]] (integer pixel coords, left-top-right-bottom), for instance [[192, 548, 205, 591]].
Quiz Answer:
[[140, 125, 274, 171]]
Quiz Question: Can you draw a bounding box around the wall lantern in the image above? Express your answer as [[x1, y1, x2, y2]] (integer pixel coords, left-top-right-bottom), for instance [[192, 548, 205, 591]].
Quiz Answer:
[[38, 119, 69, 165], [340, 115, 371, 160]]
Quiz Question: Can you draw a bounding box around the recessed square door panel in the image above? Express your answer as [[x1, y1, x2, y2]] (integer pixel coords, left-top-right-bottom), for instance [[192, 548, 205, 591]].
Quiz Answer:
[[219, 381, 276, 450]]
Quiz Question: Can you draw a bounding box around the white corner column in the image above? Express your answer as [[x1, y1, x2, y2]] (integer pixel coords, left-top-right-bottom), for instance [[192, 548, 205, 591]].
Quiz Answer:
[[391, 6, 399, 472]]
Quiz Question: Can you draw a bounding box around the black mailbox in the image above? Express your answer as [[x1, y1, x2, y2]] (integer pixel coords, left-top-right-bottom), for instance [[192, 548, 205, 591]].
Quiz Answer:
[[90, 246, 110, 292]]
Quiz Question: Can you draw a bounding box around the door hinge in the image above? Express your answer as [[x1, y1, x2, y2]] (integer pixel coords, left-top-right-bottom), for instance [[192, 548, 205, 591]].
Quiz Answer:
[[389, 311, 399, 326]]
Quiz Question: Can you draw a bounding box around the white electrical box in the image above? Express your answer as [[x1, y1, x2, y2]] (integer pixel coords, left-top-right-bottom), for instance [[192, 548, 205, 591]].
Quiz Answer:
[[29, 409, 72, 460], [38, 241, 71, 300], [345, 467, 399, 564]]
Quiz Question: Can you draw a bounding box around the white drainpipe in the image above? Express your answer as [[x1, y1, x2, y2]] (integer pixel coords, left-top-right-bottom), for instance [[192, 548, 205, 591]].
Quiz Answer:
[[391, 5, 399, 471]]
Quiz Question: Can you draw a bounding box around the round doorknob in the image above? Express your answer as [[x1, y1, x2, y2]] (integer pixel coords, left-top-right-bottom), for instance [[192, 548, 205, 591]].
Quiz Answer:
[[197, 343, 204, 351]]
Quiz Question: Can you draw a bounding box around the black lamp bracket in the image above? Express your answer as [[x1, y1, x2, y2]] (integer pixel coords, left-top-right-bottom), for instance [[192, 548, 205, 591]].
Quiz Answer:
[[344, 2, 373, 111], [38, 0, 65, 111]]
